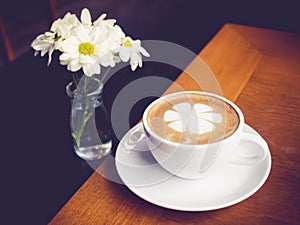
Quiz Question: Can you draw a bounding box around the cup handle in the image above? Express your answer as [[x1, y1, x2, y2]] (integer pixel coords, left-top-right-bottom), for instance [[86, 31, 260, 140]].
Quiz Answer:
[[122, 124, 148, 151], [230, 132, 269, 165]]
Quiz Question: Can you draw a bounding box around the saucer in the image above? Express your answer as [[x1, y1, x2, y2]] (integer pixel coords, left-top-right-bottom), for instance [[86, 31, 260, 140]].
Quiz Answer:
[[115, 123, 271, 211]]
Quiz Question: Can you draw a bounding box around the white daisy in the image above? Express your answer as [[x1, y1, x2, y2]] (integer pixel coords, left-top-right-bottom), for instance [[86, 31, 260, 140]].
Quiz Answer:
[[59, 24, 115, 76], [117, 37, 150, 71], [92, 9, 125, 53], [50, 12, 80, 39], [31, 8, 150, 75], [31, 31, 56, 66], [31, 12, 79, 66], [94, 13, 117, 27], [79, 8, 118, 37]]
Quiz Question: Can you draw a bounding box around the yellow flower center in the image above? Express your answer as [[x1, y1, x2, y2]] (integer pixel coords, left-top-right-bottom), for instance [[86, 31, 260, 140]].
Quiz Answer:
[[124, 39, 132, 47], [78, 42, 95, 55]]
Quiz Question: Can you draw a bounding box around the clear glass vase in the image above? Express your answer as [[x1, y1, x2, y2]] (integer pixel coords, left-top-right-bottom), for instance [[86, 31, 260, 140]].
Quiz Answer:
[[66, 76, 112, 160]]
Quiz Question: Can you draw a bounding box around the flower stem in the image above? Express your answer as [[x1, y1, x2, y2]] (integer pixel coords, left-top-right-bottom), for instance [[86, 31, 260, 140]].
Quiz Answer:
[[72, 73, 78, 87], [84, 75, 90, 93], [72, 109, 94, 147], [100, 67, 111, 83]]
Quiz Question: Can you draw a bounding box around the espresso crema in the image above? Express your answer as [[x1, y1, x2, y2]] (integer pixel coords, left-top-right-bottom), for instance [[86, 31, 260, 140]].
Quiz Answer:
[[146, 93, 239, 144]]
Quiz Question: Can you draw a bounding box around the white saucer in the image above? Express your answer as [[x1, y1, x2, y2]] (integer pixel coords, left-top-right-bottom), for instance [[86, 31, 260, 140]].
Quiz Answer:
[[115, 123, 271, 211]]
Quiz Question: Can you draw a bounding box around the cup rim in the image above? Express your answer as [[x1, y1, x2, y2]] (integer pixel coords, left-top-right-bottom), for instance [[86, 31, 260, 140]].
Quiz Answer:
[[142, 91, 244, 147]]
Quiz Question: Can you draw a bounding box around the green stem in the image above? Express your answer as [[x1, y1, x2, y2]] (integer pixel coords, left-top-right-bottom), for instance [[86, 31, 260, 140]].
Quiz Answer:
[[71, 72, 104, 148], [84, 75, 87, 93], [72, 109, 94, 147], [72, 73, 78, 87]]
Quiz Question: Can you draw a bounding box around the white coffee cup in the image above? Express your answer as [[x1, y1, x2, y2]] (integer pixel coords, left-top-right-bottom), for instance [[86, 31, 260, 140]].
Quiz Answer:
[[142, 91, 268, 179]]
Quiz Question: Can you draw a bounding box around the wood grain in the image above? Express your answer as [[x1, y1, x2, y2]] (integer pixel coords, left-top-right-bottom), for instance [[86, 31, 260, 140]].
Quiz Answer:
[[49, 24, 300, 225], [164, 23, 262, 102]]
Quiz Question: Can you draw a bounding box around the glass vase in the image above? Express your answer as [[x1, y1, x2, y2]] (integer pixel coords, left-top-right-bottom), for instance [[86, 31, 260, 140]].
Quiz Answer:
[[66, 76, 112, 160]]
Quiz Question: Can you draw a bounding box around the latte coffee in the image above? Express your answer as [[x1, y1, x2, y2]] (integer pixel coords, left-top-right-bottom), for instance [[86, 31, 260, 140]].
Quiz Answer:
[[146, 92, 239, 144], [142, 91, 267, 180]]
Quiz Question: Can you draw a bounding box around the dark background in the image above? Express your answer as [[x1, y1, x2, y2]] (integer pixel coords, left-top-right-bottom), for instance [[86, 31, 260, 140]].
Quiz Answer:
[[1, 1, 299, 224], [1, 0, 300, 66]]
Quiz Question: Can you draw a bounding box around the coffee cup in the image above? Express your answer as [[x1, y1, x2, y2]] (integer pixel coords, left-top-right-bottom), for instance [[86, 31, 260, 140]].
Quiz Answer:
[[142, 91, 268, 179]]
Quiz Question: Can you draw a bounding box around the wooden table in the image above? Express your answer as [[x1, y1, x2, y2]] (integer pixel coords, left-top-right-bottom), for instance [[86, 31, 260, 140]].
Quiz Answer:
[[49, 24, 300, 225]]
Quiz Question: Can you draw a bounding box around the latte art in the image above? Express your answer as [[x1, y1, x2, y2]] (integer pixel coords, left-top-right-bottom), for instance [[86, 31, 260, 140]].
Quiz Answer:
[[164, 103, 223, 134], [146, 93, 239, 144]]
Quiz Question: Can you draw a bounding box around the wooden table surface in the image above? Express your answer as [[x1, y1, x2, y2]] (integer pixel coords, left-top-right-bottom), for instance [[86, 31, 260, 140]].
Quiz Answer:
[[49, 24, 300, 225]]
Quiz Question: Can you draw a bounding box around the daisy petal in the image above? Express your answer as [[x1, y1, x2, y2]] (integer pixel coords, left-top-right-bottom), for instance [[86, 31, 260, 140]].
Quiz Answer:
[[130, 53, 139, 71], [40, 49, 47, 57], [130, 59, 138, 71], [81, 8, 92, 25], [61, 38, 78, 53], [99, 53, 115, 67], [98, 13, 107, 21], [79, 54, 92, 64], [83, 63, 100, 77], [59, 53, 71, 61], [69, 58, 81, 72], [77, 25, 91, 42], [130, 50, 139, 63], [93, 13, 107, 25], [138, 46, 150, 57], [132, 39, 141, 47], [119, 49, 130, 62], [138, 57, 142, 68], [47, 47, 55, 66]]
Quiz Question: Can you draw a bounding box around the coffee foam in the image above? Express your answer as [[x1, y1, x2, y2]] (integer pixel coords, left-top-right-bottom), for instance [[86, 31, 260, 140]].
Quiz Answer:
[[146, 93, 239, 145]]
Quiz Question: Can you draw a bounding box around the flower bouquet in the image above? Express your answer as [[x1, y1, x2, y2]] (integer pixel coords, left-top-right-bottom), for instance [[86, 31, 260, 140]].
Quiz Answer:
[[31, 8, 150, 160]]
